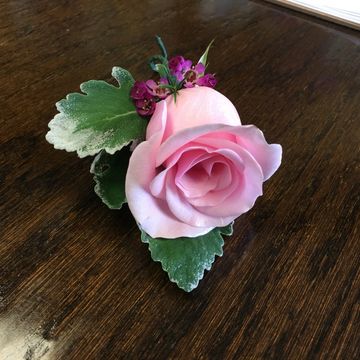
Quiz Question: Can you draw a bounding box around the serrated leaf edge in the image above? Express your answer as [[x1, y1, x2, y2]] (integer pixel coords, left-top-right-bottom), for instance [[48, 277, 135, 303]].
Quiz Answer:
[[46, 67, 138, 158], [149, 234, 223, 292], [141, 227, 231, 292]]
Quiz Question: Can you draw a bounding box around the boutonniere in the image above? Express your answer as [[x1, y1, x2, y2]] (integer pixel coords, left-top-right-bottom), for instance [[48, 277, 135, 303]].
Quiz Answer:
[[46, 37, 282, 292]]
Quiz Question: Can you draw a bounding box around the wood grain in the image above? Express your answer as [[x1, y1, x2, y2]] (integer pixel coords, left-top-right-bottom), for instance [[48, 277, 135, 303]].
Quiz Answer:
[[0, 0, 359, 359]]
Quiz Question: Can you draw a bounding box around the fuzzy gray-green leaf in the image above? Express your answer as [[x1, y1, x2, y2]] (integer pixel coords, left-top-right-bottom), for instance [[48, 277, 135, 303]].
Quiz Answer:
[[141, 223, 233, 292], [46, 67, 146, 158], [90, 148, 131, 209]]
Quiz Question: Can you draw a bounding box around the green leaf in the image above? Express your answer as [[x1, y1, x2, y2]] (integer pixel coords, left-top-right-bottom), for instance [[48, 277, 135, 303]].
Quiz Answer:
[[46, 67, 147, 158], [90, 147, 131, 209], [198, 39, 215, 69], [141, 223, 233, 292]]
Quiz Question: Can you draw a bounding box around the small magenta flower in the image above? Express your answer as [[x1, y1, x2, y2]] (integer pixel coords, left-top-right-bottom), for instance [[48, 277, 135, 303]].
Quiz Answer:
[[131, 81, 156, 116], [183, 63, 206, 88], [168, 56, 183, 72], [168, 56, 185, 72], [168, 55, 192, 82], [196, 73, 217, 88], [134, 93, 156, 116], [146, 78, 170, 99], [130, 81, 149, 100]]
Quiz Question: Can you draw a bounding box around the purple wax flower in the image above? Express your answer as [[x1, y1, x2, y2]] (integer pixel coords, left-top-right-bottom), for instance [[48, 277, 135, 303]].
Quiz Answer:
[[135, 93, 156, 116], [130, 81, 149, 100], [146, 78, 170, 99], [196, 73, 217, 88], [183, 63, 206, 88], [130, 81, 157, 116], [194, 63, 206, 75], [168, 55, 192, 82], [168, 56, 185, 73]]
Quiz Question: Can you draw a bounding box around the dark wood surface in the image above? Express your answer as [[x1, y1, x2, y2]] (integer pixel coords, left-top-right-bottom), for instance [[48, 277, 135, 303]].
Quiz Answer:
[[1, 0, 359, 359]]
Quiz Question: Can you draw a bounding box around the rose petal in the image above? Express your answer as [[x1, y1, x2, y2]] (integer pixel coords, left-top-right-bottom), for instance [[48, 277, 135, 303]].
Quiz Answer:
[[194, 147, 263, 218], [146, 100, 167, 141], [166, 148, 249, 226], [148, 87, 241, 142], [126, 132, 213, 238], [233, 125, 282, 180], [150, 147, 210, 199], [177, 165, 214, 199], [157, 123, 282, 181], [199, 159, 232, 190], [176, 154, 227, 198], [185, 128, 282, 181], [165, 168, 235, 228], [149, 167, 170, 198], [187, 166, 239, 207], [157, 124, 234, 167], [175, 149, 210, 178]]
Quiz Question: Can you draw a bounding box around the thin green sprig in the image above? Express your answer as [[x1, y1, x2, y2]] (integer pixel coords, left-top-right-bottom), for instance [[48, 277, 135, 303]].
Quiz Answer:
[[156, 35, 168, 59], [150, 36, 183, 100]]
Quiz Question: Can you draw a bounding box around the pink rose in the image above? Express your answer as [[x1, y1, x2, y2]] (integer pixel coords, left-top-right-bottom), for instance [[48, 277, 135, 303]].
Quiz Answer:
[[126, 87, 282, 238]]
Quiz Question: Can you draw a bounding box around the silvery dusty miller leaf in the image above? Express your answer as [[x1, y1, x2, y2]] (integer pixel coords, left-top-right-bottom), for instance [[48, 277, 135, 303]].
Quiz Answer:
[[90, 147, 131, 209], [46, 67, 147, 158], [141, 223, 233, 292]]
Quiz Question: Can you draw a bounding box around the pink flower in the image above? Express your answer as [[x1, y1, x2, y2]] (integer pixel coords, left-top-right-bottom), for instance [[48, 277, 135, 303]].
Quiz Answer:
[[130, 81, 149, 100], [130, 81, 156, 116], [168, 56, 192, 82], [146, 78, 170, 99], [126, 87, 282, 238], [134, 94, 156, 116], [196, 73, 217, 88], [183, 63, 206, 88]]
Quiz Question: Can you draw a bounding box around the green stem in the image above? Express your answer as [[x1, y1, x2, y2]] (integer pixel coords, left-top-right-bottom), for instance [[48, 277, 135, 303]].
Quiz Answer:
[[156, 35, 168, 59]]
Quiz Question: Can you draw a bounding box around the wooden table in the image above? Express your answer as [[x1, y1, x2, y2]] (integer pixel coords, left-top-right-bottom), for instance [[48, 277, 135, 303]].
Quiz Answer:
[[1, 1, 359, 358]]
